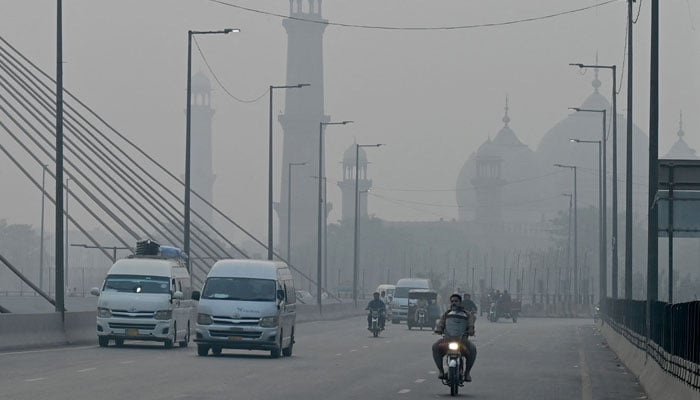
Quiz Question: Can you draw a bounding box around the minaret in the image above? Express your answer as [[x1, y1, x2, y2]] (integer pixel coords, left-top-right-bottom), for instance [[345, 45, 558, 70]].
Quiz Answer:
[[338, 142, 372, 222], [277, 0, 329, 249], [191, 71, 215, 227]]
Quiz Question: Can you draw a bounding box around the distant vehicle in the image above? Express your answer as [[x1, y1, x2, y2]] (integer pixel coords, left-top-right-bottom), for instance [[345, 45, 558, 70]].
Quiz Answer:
[[90, 241, 194, 349], [296, 290, 314, 304], [391, 278, 431, 324], [192, 259, 296, 358]]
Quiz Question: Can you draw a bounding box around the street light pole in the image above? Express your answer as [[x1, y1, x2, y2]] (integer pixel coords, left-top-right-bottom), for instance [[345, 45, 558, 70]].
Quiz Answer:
[[554, 164, 577, 303], [65, 177, 71, 293], [570, 135, 605, 302], [268, 84, 309, 260], [353, 143, 383, 308], [570, 63, 618, 298], [286, 162, 306, 264], [318, 121, 352, 311], [70, 243, 131, 263], [562, 192, 572, 300], [185, 28, 238, 274], [39, 164, 48, 291]]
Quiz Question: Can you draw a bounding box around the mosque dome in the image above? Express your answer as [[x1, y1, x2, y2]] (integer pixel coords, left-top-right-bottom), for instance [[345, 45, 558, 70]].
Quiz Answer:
[[663, 112, 697, 159], [455, 99, 537, 222]]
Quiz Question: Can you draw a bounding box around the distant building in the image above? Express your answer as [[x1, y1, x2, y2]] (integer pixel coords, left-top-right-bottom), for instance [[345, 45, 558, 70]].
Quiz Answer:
[[663, 112, 696, 159]]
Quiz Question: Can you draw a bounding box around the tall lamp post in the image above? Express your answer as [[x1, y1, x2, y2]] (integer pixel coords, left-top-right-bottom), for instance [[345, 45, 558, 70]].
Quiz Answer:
[[184, 28, 238, 273], [268, 84, 309, 260], [561, 192, 573, 301], [286, 162, 307, 264], [554, 164, 577, 303], [570, 63, 618, 298], [353, 143, 383, 308], [65, 177, 71, 293], [39, 164, 48, 290], [570, 136, 605, 302], [318, 121, 352, 311]]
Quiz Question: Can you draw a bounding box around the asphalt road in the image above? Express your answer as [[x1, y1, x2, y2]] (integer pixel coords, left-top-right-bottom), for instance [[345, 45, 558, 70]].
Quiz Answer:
[[0, 317, 648, 399]]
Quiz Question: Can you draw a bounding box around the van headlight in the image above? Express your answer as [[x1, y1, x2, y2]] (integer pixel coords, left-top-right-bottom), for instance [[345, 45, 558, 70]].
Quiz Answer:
[[197, 313, 213, 325], [97, 307, 112, 318], [259, 316, 278, 328], [154, 310, 172, 320], [448, 342, 460, 351]]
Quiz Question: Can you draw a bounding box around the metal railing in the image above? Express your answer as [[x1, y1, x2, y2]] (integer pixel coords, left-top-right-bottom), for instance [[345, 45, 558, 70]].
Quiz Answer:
[[603, 298, 700, 390]]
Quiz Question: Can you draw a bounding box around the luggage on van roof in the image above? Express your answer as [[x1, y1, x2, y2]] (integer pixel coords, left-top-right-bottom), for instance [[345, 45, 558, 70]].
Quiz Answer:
[[133, 239, 187, 260]]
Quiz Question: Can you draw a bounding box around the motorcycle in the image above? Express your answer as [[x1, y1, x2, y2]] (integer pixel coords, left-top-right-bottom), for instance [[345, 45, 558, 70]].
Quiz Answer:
[[416, 307, 427, 330], [440, 339, 467, 396], [593, 304, 600, 323], [369, 309, 384, 337]]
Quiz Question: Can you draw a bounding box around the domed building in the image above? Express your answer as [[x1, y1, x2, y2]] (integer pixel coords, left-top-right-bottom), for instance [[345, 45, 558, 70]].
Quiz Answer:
[[456, 99, 544, 233], [663, 112, 696, 159], [535, 72, 650, 223]]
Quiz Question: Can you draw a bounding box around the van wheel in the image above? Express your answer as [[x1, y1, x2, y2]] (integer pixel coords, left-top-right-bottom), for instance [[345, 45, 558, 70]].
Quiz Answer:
[[271, 331, 282, 358], [282, 329, 294, 357], [114, 338, 124, 347], [164, 339, 174, 349], [197, 344, 210, 356], [179, 322, 190, 348], [211, 346, 222, 356], [98, 337, 109, 347]]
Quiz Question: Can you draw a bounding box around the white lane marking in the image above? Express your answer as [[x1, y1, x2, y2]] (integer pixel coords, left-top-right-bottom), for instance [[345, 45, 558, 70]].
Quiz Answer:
[[120, 360, 134, 364], [576, 327, 593, 400], [384, 340, 392, 343], [350, 349, 357, 352], [0, 345, 95, 356], [398, 389, 411, 394], [77, 368, 96, 373], [415, 378, 426, 383], [428, 371, 437, 374], [362, 345, 369, 349], [335, 353, 342, 356], [25, 378, 46, 382]]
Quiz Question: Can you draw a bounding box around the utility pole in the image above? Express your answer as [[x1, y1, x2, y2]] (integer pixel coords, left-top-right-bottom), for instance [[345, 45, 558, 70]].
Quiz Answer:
[[625, 0, 636, 300]]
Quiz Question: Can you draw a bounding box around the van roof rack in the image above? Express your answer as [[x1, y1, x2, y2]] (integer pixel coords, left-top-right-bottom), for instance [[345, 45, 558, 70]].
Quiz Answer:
[[133, 239, 188, 261]]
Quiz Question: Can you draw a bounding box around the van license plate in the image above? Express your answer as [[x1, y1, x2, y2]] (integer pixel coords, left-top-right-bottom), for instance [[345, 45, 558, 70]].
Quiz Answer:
[[228, 336, 242, 341], [126, 328, 139, 337]]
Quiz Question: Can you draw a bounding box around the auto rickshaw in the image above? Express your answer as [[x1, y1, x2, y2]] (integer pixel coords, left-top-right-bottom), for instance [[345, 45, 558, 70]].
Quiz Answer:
[[406, 289, 439, 330]]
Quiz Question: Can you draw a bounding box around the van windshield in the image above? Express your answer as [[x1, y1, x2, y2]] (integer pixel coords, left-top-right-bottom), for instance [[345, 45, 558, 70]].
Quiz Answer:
[[201, 277, 276, 301], [103, 275, 170, 294]]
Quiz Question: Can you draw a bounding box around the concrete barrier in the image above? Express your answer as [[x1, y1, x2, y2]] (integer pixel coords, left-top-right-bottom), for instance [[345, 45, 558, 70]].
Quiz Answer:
[[600, 321, 700, 400], [0, 313, 67, 350], [0, 302, 365, 352]]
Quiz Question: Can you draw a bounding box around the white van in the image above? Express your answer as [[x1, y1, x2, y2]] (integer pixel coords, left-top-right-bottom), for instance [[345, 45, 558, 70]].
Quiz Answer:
[[90, 249, 194, 349], [390, 278, 431, 323], [192, 259, 296, 358]]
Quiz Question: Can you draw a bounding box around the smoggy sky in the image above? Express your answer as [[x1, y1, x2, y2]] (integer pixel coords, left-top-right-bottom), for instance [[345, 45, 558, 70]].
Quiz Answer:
[[0, 0, 698, 242]]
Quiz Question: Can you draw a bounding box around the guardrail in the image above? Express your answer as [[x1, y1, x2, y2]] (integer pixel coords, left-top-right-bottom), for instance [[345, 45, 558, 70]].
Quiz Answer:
[[0, 302, 365, 352], [602, 298, 700, 393]]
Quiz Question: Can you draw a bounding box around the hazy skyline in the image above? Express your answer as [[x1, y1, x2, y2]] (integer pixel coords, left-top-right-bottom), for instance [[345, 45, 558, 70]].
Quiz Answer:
[[0, 0, 697, 243]]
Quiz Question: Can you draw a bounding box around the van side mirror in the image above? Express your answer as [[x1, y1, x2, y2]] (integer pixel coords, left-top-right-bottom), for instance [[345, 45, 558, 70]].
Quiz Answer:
[[191, 291, 200, 301], [90, 287, 100, 297], [276, 289, 285, 301], [172, 291, 184, 300]]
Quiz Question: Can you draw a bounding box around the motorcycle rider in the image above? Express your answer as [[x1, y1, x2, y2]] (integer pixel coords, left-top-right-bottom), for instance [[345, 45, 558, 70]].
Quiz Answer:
[[365, 291, 386, 330], [462, 293, 478, 313], [432, 293, 477, 382]]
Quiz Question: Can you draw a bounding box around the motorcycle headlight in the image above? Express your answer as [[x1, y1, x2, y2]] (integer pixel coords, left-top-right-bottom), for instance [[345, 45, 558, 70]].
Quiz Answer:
[[448, 342, 460, 351], [197, 313, 213, 325], [97, 307, 112, 318], [259, 316, 278, 328], [154, 310, 172, 320]]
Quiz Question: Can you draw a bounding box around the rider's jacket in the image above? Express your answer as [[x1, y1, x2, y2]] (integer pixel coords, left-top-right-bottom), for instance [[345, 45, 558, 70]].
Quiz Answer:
[[366, 299, 386, 311], [435, 306, 474, 338]]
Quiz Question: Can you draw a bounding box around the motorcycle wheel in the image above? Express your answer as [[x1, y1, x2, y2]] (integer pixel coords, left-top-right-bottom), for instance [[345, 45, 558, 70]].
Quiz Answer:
[[449, 365, 459, 396], [373, 330, 379, 337]]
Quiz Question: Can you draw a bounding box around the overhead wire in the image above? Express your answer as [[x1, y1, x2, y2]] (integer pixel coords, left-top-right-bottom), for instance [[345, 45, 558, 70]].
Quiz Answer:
[[209, 0, 620, 31], [193, 36, 267, 104]]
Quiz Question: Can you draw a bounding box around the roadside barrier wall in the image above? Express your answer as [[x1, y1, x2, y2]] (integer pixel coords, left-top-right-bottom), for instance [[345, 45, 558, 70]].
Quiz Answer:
[[0, 302, 366, 352], [600, 321, 700, 400]]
